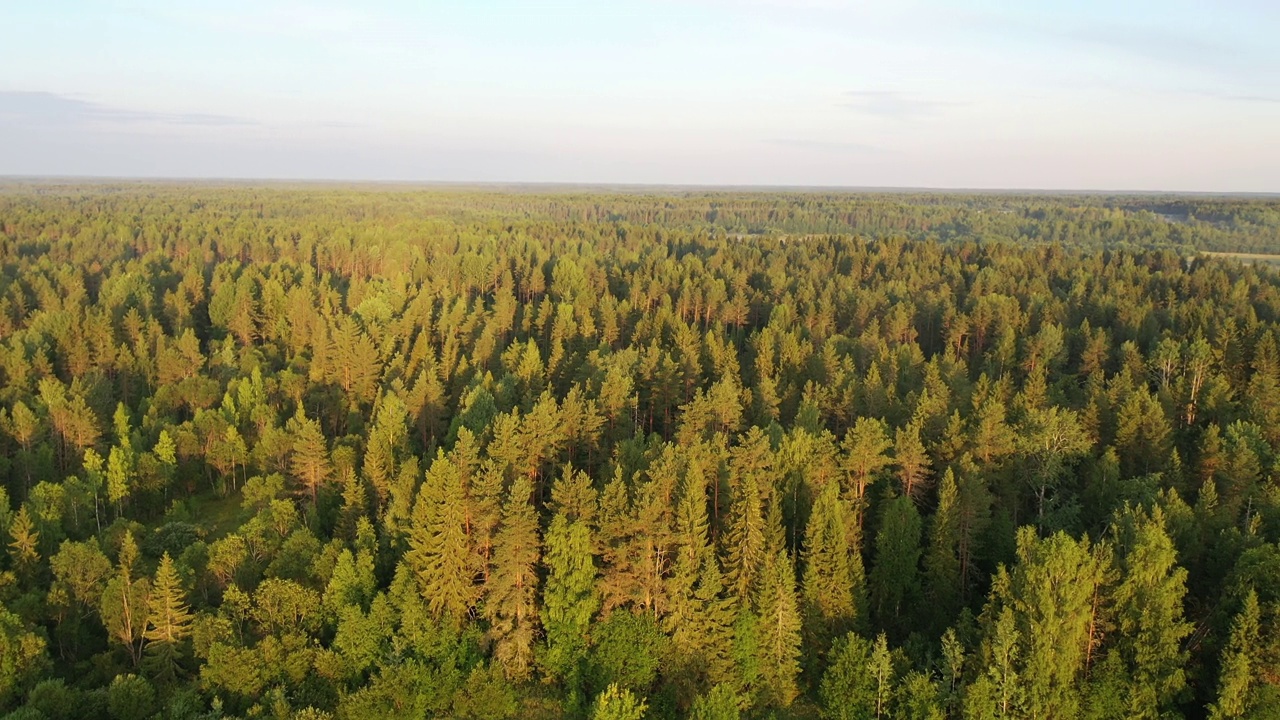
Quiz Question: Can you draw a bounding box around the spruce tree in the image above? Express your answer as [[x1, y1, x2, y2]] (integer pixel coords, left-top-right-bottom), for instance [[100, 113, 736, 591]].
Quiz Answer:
[[802, 481, 862, 637], [542, 510, 599, 706], [665, 462, 736, 690], [868, 494, 922, 638], [484, 476, 542, 681], [923, 468, 962, 633], [724, 471, 766, 606], [1111, 507, 1191, 718], [1210, 590, 1261, 720], [755, 549, 802, 707], [405, 450, 477, 623], [989, 529, 1108, 720], [143, 552, 193, 681], [819, 632, 876, 719]]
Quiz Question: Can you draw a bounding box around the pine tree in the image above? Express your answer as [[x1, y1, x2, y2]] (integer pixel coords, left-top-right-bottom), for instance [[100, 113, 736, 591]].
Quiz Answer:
[[144, 552, 193, 681], [952, 457, 992, 602], [627, 454, 678, 614], [484, 476, 542, 681], [841, 418, 893, 501], [755, 549, 802, 707], [596, 472, 634, 613], [969, 380, 1017, 466]]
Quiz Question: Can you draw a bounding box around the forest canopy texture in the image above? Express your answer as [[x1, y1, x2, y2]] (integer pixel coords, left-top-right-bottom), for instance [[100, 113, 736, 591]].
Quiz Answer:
[[1, 184, 1280, 719]]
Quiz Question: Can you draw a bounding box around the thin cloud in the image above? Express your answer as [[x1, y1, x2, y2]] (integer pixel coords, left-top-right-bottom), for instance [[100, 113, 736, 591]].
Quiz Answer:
[[840, 91, 955, 120], [1217, 93, 1280, 104], [1060, 25, 1249, 75], [766, 138, 886, 154], [0, 91, 256, 127]]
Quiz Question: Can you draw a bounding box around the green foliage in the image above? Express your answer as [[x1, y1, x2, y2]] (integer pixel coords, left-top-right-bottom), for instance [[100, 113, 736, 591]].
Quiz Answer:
[[587, 611, 669, 697], [690, 684, 742, 720], [2, 186, 1280, 718], [0, 609, 48, 710], [106, 674, 156, 720], [590, 683, 647, 720], [1210, 590, 1261, 720], [869, 495, 922, 638], [542, 510, 599, 700]]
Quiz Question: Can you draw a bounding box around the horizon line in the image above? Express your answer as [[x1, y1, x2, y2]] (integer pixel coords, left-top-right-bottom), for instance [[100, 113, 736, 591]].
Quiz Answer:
[[1, 175, 1277, 198]]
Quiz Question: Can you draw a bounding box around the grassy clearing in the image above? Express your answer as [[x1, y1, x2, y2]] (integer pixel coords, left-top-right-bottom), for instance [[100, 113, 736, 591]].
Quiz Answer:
[[1201, 251, 1280, 265]]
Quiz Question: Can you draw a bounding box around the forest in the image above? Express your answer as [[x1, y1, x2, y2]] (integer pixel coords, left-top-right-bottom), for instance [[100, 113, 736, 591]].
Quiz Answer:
[[0, 183, 1279, 719]]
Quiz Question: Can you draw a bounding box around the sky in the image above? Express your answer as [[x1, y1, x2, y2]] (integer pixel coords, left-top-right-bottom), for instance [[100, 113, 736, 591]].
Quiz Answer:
[[2, 0, 1279, 191]]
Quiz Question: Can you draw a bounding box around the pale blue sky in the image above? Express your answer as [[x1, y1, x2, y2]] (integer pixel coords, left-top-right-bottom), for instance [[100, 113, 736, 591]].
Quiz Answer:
[[2, 0, 1278, 190]]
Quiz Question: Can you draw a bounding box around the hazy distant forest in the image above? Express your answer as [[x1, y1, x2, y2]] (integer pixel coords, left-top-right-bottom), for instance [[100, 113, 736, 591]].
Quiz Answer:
[[3, 184, 1280, 720]]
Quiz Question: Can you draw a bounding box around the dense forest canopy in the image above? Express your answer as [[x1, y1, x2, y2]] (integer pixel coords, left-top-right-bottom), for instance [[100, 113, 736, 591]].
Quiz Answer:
[[1, 184, 1280, 719]]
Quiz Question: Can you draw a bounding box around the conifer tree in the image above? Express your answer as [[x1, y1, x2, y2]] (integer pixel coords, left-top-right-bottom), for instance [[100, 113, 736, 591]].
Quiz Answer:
[[7, 506, 40, 577], [869, 494, 922, 638], [802, 481, 863, 637], [542, 509, 599, 703], [820, 632, 877, 720], [755, 549, 802, 707], [724, 471, 767, 606], [1110, 507, 1191, 718], [144, 552, 193, 681], [985, 529, 1108, 720], [290, 411, 332, 503], [596, 473, 634, 613], [484, 476, 542, 681], [967, 607, 1024, 720], [591, 683, 647, 720], [923, 468, 962, 633], [841, 418, 893, 501], [405, 450, 477, 623], [893, 422, 931, 500], [665, 462, 737, 690], [868, 634, 895, 720], [1210, 590, 1261, 720]]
